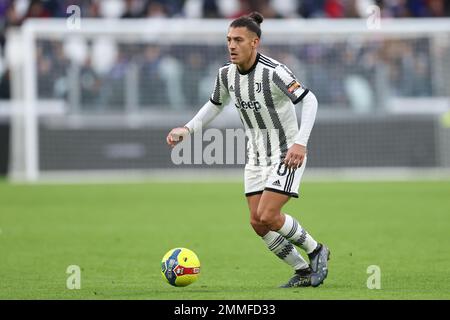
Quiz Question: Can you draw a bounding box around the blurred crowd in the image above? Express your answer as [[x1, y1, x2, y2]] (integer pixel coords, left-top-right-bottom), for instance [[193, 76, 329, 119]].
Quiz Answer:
[[28, 37, 435, 112], [0, 0, 449, 23], [1, 0, 449, 55], [0, 0, 448, 108]]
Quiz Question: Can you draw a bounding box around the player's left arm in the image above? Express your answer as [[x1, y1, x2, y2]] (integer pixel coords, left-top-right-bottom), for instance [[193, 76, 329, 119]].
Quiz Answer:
[[272, 65, 318, 169], [284, 91, 318, 169]]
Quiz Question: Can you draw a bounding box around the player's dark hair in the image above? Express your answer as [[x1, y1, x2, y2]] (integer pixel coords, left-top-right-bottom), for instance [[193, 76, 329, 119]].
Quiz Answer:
[[229, 12, 264, 38]]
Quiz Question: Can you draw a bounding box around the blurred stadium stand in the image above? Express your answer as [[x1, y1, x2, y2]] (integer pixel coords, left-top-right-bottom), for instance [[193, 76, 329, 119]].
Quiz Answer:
[[0, 0, 450, 181]]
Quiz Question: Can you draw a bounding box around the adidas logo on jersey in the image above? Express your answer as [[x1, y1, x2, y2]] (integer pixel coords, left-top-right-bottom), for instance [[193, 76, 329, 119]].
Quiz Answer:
[[272, 180, 281, 187], [235, 97, 262, 112], [229, 85, 234, 92]]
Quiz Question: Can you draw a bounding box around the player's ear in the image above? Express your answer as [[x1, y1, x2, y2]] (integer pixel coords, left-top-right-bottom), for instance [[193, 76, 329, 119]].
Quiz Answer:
[[252, 37, 260, 49]]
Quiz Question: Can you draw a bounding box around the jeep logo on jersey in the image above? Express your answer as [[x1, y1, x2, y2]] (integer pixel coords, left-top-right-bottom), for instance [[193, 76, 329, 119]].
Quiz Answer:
[[235, 97, 262, 112]]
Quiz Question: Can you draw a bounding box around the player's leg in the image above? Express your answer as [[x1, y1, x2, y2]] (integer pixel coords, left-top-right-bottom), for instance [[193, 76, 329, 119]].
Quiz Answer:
[[247, 193, 269, 236], [247, 193, 310, 285], [259, 191, 319, 254], [245, 165, 309, 282], [262, 160, 326, 253], [256, 190, 312, 287], [259, 160, 330, 287]]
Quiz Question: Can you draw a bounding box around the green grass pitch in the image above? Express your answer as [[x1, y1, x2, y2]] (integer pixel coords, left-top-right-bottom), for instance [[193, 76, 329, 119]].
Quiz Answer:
[[0, 180, 449, 299]]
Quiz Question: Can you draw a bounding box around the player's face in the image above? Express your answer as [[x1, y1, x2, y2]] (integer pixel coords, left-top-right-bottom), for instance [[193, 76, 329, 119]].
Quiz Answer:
[[227, 27, 259, 65]]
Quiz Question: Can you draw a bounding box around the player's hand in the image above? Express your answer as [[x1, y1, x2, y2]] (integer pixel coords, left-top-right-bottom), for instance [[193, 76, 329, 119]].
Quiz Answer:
[[166, 127, 190, 148], [284, 144, 307, 169]]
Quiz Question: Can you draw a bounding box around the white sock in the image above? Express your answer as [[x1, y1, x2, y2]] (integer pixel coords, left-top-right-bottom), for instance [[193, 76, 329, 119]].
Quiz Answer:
[[262, 231, 308, 271], [277, 214, 318, 254]]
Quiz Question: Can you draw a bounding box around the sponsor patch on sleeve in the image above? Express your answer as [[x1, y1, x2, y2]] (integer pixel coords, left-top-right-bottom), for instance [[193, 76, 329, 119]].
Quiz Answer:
[[287, 80, 301, 94]]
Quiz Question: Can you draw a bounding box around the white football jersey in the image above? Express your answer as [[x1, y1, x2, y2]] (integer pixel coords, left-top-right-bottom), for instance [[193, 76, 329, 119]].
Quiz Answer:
[[210, 53, 310, 166]]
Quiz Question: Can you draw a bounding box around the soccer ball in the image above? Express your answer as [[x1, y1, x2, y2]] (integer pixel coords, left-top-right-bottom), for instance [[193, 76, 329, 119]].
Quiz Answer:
[[161, 248, 201, 287]]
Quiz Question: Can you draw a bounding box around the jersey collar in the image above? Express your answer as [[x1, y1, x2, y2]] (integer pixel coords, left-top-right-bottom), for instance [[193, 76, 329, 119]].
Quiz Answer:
[[237, 52, 260, 75]]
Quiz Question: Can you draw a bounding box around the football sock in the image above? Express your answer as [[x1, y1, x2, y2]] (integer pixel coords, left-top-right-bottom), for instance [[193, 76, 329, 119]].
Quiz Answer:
[[262, 231, 309, 271], [277, 214, 318, 254]]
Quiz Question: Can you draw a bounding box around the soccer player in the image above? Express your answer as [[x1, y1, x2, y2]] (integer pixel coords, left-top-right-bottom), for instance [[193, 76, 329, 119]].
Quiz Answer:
[[166, 12, 330, 288]]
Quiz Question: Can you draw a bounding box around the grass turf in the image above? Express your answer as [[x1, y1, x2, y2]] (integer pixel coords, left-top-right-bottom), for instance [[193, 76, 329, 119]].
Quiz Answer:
[[0, 180, 449, 300]]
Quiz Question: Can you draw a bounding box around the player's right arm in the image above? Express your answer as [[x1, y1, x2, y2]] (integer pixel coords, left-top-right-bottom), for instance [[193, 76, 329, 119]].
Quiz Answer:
[[166, 68, 230, 147], [166, 100, 223, 147]]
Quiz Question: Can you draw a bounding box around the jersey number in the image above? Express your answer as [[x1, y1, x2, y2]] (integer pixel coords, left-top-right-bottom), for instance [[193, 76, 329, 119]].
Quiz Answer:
[[277, 163, 287, 176]]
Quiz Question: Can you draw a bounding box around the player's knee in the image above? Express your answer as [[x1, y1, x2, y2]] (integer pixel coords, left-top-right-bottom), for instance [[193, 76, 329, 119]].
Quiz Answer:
[[250, 215, 269, 237], [250, 212, 261, 227], [258, 207, 278, 228], [250, 217, 259, 228]]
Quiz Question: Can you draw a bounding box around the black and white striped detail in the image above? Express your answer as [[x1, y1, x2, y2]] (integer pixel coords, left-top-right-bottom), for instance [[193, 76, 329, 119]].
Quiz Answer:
[[259, 54, 278, 69], [294, 229, 308, 246], [275, 243, 295, 260], [271, 62, 310, 105], [293, 89, 310, 105], [265, 165, 298, 196], [264, 188, 299, 198], [234, 68, 260, 166], [221, 66, 229, 94], [273, 71, 298, 103], [210, 65, 231, 106], [285, 219, 299, 239], [211, 53, 308, 167], [248, 70, 271, 165], [268, 234, 285, 251], [262, 68, 289, 162], [284, 168, 297, 193], [268, 235, 296, 260], [279, 64, 296, 79], [211, 71, 222, 105]]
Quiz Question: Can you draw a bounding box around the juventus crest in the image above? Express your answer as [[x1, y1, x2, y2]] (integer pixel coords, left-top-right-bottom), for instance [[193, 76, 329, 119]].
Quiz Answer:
[[256, 82, 262, 93]]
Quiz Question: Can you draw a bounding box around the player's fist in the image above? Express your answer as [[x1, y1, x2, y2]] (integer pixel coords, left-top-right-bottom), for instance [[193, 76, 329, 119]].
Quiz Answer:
[[166, 127, 190, 147]]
